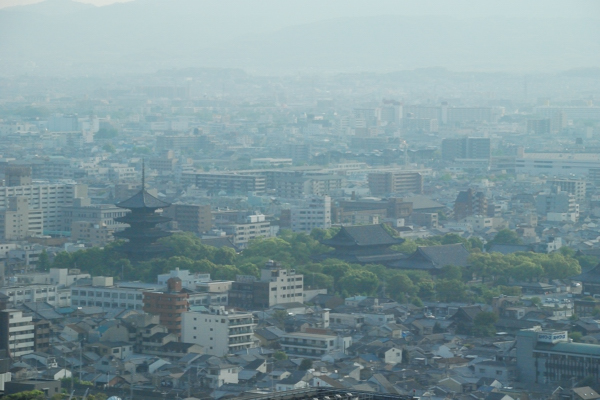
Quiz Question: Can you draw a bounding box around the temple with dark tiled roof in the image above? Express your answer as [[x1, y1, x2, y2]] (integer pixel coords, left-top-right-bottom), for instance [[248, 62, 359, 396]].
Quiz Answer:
[[388, 243, 470, 272], [314, 224, 405, 264], [114, 166, 172, 261], [571, 263, 600, 296]]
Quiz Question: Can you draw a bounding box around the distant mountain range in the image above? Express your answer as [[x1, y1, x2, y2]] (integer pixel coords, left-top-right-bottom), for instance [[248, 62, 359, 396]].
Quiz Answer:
[[1, 0, 599, 75]]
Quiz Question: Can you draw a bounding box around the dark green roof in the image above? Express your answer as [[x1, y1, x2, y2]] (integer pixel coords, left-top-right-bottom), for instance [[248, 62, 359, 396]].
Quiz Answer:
[[321, 224, 404, 247], [572, 264, 600, 284], [116, 189, 170, 210]]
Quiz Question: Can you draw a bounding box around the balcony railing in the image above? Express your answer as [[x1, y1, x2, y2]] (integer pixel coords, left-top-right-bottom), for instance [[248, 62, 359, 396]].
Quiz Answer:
[[229, 318, 254, 327], [280, 340, 327, 349], [228, 328, 253, 335]]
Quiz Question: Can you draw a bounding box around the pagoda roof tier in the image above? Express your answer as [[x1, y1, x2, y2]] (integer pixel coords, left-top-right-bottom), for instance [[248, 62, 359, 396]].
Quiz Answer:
[[114, 230, 172, 240], [115, 214, 171, 224], [321, 224, 404, 248], [116, 189, 171, 210]]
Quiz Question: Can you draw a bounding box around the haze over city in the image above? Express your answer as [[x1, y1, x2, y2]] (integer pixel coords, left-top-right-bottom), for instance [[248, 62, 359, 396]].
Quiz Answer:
[[1, 1, 600, 400]]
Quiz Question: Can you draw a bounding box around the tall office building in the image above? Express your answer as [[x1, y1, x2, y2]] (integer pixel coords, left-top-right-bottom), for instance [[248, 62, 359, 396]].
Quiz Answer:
[[0, 183, 87, 232], [0, 197, 43, 240], [5, 166, 32, 187], [454, 188, 488, 220], [546, 179, 586, 203], [367, 172, 423, 196], [229, 260, 304, 309], [162, 203, 212, 235], [290, 196, 331, 233], [442, 137, 491, 161]]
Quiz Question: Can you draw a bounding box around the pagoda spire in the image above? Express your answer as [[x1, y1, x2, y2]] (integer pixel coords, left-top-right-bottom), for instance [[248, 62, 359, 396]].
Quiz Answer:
[[114, 163, 172, 262]]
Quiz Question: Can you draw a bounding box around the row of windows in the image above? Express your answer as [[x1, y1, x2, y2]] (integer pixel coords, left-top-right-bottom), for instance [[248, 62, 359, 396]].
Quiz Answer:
[[72, 300, 142, 309], [72, 290, 142, 299]]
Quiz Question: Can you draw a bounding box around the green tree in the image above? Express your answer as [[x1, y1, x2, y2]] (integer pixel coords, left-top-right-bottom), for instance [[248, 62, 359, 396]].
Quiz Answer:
[[541, 253, 581, 280], [212, 265, 241, 281], [102, 143, 116, 153], [338, 270, 379, 296], [468, 237, 484, 251], [472, 311, 498, 337], [4, 391, 46, 400], [273, 350, 288, 360], [559, 247, 576, 257], [303, 272, 334, 291], [392, 238, 418, 254], [509, 260, 544, 282], [52, 251, 74, 269], [299, 359, 313, 371], [272, 310, 288, 329], [441, 233, 467, 246], [238, 262, 260, 277], [439, 265, 463, 281], [322, 261, 351, 285], [411, 297, 424, 307], [436, 279, 467, 302], [417, 280, 436, 300], [468, 253, 511, 283], [38, 250, 50, 271], [570, 331, 583, 342], [485, 229, 522, 250], [387, 272, 416, 301], [576, 255, 598, 270], [213, 247, 237, 265]]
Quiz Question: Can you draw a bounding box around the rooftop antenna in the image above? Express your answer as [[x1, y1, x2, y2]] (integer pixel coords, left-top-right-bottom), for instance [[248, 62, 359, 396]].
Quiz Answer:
[[142, 158, 145, 191]]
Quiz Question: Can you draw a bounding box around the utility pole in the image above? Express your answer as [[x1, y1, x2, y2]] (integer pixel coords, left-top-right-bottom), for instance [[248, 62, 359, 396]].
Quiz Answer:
[[79, 342, 83, 381], [130, 365, 135, 400]]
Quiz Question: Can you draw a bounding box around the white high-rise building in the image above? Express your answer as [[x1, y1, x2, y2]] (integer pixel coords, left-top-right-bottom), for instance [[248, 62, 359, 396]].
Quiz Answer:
[[0, 309, 35, 357], [290, 196, 331, 233], [0, 183, 88, 232], [181, 306, 256, 356]]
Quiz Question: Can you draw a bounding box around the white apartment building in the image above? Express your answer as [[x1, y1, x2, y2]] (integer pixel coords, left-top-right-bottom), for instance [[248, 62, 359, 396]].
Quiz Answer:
[[71, 277, 160, 311], [260, 261, 304, 307], [290, 196, 331, 233], [516, 153, 600, 177], [181, 306, 256, 356], [0, 183, 88, 232], [280, 332, 351, 358], [221, 214, 272, 248], [329, 313, 365, 328], [0, 197, 43, 240], [0, 309, 35, 357], [0, 284, 70, 307], [71, 276, 228, 311], [14, 268, 90, 287]]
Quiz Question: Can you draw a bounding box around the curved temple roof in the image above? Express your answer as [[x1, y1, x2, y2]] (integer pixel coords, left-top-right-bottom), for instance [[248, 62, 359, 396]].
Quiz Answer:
[[116, 189, 171, 210]]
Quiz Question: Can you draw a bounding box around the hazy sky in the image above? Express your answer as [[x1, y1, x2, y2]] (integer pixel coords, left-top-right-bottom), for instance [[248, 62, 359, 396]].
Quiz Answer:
[[0, 0, 131, 8], [0, 0, 599, 18]]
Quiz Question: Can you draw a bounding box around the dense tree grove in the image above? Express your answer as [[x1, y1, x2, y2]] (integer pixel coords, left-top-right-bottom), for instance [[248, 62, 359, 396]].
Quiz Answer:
[[48, 229, 589, 306]]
